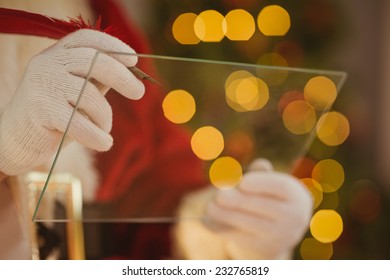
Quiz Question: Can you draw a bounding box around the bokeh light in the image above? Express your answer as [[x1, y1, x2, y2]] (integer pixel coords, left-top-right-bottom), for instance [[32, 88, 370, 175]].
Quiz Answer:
[[282, 100, 316, 134], [257, 5, 291, 36], [225, 70, 269, 112], [300, 178, 323, 209], [304, 76, 337, 110], [277, 90, 304, 115], [312, 159, 344, 193], [223, 9, 255, 41], [257, 52, 289, 86], [194, 10, 225, 42], [310, 209, 343, 243], [172, 13, 200, 45], [209, 156, 243, 188], [300, 238, 333, 260], [162, 89, 196, 124], [191, 126, 224, 160], [316, 111, 350, 146]]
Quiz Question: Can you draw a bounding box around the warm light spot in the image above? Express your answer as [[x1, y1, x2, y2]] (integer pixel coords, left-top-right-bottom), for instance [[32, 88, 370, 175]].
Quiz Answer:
[[316, 111, 350, 146], [300, 238, 333, 260], [300, 178, 323, 209], [257, 5, 291, 36], [223, 9, 255, 41], [194, 10, 225, 42], [304, 76, 337, 110], [209, 156, 243, 188], [225, 71, 269, 112], [312, 159, 344, 193], [225, 70, 254, 88], [282, 100, 316, 134], [172, 13, 200, 44], [162, 89, 196, 124], [277, 90, 304, 115], [191, 126, 224, 160], [310, 210, 343, 243], [257, 52, 289, 86], [235, 78, 260, 107]]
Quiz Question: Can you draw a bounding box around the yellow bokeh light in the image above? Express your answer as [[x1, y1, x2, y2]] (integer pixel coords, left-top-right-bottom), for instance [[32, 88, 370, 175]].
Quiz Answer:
[[223, 9, 255, 41], [300, 178, 323, 209], [310, 210, 343, 243], [225, 71, 269, 112], [278, 90, 304, 116], [172, 13, 200, 45], [257, 52, 289, 86], [209, 156, 243, 188], [191, 126, 224, 160], [300, 238, 333, 260], [304, 76, 337, 110], [194, 10, 225, 42], [162, 89, 196, 124], [257, 5, 291, 36], [282, 100, 316, 134], [316, 111, 350, 146], [225, 70, 253, 90], [312, 159, 344, 193]]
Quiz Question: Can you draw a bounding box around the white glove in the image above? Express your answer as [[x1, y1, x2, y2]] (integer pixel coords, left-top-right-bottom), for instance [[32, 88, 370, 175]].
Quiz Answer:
[[0, 29, 145, 175], [204, 159, 313, 259]]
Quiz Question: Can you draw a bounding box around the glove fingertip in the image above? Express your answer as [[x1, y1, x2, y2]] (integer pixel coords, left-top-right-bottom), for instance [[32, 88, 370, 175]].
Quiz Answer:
[[120, 78, 145, 100], [93, 134, 113, 152], [248, 158, 273, 172]]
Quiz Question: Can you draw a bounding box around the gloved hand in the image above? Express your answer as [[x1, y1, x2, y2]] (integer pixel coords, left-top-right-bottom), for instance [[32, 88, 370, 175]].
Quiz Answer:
[[204, 159, 313, 259], [0, 29, 144, 175]]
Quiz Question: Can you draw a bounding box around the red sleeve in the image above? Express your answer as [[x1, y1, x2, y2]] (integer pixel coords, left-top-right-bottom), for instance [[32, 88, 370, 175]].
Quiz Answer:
[[91, 0, 207, 216]]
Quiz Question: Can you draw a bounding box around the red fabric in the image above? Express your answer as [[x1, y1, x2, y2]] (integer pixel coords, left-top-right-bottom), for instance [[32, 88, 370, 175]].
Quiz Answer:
[[89, 0, 207, 213], [89, 0, 207, 259]]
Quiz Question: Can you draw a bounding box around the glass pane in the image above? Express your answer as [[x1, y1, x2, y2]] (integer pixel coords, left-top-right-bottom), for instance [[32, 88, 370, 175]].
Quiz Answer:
[[32, 52, 347, 222]]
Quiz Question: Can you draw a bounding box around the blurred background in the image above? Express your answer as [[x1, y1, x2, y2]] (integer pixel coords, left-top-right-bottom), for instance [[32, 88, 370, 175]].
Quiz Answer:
[[121, 0, 390, 259]]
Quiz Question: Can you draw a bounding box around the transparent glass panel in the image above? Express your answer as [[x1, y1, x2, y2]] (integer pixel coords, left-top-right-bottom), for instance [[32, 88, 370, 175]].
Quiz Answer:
[[32, 52, 347, 222]]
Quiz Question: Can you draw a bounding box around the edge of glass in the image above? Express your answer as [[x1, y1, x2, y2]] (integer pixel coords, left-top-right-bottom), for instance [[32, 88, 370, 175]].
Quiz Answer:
[[32, 51, 348, 221]]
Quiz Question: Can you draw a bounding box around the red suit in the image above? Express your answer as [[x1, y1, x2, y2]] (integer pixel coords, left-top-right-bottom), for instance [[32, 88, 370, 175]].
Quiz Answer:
[[87, 0, 206, 259]]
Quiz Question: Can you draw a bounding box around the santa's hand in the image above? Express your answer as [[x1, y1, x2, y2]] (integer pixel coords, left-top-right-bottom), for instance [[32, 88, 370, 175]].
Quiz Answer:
[[0, 29, 145, 175], [204, 159, 313, 259]]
